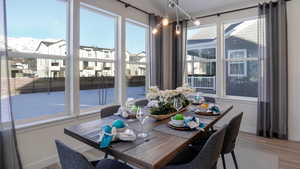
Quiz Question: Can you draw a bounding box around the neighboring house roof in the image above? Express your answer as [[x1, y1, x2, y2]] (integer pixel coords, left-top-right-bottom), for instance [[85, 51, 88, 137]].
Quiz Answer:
[[35, 40, 65, 51], [187, 20, 257, 46]]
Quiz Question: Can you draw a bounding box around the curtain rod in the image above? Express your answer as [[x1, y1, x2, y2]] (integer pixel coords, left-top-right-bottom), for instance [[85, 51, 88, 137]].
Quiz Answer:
[[195, 0, 292, 20], [116, 0, 153, 15]]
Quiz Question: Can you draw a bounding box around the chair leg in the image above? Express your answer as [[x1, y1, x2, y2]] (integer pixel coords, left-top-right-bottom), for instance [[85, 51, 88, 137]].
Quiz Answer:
[[221, 154, 226, 169], [231, 151, 239, 169]]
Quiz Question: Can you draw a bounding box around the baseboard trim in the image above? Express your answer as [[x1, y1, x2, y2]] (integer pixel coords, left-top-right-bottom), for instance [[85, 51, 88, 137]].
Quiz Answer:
[[23, 145, 92, 169]]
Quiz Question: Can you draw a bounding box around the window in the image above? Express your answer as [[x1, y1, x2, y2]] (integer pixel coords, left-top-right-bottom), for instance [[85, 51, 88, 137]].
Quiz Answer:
[[6, 0, 68, 121], [224, 19, 259, 98], [228, 49, 247, 77], [184, 18, 259, 99], [79, 5, 116, 110], [186, 25, 217, 94], [125, 21, 148, 99]]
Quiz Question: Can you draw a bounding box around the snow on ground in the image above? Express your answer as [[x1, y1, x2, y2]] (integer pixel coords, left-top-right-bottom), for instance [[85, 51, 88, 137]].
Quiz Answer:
[[11, 86, 145, 120]]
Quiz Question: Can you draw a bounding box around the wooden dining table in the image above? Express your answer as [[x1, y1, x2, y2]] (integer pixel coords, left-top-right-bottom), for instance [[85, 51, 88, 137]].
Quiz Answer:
[[64, 105, 233, 169]]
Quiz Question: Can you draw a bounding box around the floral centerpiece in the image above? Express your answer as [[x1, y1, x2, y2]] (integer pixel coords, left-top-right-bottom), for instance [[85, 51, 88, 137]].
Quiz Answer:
[[146, 84, 195, 120]]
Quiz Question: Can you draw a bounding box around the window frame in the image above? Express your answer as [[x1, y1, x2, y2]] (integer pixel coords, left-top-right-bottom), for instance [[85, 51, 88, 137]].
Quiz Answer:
[[124, 19, 150, 99], [184, 15, 259, 100], [10, 0, 150, 126], [185, 24, 218, 95], [7, 0, 70, 125], [79, 3, 119, 113], [227, 49, 247, 77]]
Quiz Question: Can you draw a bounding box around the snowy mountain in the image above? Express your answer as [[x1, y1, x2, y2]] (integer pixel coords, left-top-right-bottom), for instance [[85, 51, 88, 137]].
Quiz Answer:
[[7, 37, 60, 53]]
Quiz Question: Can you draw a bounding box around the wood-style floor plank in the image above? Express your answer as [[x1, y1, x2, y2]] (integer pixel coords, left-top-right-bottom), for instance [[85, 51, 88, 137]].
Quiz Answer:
[[43, 132, 300, 169]]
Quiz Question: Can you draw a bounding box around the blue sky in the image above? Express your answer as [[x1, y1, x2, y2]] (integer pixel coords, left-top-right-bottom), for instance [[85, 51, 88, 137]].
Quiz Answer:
[[6, 0, 146, 54]]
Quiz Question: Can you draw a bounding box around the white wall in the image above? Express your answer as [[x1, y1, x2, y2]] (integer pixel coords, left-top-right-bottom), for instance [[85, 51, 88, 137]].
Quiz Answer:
[[287, 0, 300, 142], [15, 1, 300, 169]]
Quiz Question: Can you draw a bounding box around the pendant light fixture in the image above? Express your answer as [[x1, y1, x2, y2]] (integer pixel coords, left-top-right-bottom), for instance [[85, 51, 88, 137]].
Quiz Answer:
[[152, 0, 200, 35]]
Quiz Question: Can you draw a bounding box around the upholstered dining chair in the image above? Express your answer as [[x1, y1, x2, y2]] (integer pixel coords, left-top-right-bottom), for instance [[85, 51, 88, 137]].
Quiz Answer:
[[133, 98, 149, 107], [163, 125, 227, 169], [220, 112, 243, 169], [100, 104, 121, 118], [55, 140, 133, 169], [190, 113, 243, 169]]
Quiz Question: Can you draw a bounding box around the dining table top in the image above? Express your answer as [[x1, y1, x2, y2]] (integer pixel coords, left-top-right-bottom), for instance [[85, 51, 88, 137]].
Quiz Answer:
[[64, 105, 233, 169]]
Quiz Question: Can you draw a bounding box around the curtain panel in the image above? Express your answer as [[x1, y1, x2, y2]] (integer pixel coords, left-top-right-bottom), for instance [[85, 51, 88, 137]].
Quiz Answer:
[[257, 0, 288, 139], [149, 14, 164, 89], [171, 21, 187, 89], [0, 0, 23, 168]]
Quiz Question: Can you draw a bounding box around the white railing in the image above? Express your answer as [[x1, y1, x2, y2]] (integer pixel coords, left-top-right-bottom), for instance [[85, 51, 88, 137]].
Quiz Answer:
[[188, 76, 216, 90]]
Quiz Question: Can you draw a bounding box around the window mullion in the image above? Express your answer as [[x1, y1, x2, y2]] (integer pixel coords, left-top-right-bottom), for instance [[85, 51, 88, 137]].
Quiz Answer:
[[216, 18, 224, 98], [116, 16, 126, 105], [66, 0, 80, 116]]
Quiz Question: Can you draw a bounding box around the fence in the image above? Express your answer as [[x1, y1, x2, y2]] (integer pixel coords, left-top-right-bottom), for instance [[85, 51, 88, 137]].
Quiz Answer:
[[187, 76, 216, 90], [10, 76, 145, 95]]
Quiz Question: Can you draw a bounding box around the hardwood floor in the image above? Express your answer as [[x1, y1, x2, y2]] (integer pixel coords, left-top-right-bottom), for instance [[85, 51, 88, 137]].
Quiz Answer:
[[44, 132, 300, 169]]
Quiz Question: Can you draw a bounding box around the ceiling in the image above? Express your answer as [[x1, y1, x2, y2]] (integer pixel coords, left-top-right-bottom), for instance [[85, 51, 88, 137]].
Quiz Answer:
[[126, 0, 259, 17]]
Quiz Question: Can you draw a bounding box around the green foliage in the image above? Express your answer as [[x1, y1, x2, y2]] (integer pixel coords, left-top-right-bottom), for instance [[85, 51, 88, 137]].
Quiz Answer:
[[150, 102, 176, 115], [149, 94, 190, 115]]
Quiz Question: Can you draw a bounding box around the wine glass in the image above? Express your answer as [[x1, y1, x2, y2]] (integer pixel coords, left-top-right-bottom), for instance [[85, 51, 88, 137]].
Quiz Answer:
[[136, 107, 148, 138], [174, 98, 183, 111]]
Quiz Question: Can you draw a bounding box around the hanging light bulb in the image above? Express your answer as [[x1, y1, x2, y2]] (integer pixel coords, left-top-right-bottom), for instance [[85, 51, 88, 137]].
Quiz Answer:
[[193, 19, 200, 26], [162, 17, 169, 26], [175, 24, 181, 35], [152, 28, 158, 34]]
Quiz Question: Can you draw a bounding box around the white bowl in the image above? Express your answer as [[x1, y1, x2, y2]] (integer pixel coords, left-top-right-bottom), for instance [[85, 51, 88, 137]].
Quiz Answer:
[[170, 119, 184, 127]]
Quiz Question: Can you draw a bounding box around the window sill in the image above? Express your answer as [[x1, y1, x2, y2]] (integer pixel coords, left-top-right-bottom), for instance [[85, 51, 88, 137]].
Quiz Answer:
[[199, 93, 257, 104], [15, 111, 101, 134]]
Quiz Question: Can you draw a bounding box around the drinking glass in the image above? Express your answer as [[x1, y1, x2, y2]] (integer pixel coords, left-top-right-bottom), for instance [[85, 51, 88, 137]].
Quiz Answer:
[[174, 98, 183, 111], [136, 107, 148, 138]]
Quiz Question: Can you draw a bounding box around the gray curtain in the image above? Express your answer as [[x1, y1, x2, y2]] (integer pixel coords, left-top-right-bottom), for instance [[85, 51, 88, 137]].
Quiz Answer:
[[0, 0, 23, 168], [171, 21, 187, 89], [257, 0, 288, 139], [149, 14, 164, 89]]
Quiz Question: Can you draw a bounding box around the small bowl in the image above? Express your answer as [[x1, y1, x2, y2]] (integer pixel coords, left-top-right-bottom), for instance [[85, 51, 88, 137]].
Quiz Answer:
[[171, 118, 184, 127]]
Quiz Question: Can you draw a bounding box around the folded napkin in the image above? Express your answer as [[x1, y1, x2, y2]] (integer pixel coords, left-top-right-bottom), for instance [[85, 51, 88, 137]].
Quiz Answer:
[[184, 116, 206, 130], [207, 105, 221, 115], [99, 120, 136, 148], [99, 125, 116, 148]]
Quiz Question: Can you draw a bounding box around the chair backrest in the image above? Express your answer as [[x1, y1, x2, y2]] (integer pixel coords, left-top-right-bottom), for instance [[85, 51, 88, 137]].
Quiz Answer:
[[222, 112, 243, 154], [191, 125, 227, 169], [100, 105, 120, 118], [55, 140, 94, 169], [134, 98, 149, 107]]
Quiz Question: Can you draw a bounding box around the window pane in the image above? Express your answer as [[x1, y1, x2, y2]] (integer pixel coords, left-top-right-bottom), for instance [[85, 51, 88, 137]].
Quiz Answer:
[[9, 56, 66, 120], [186, 25, 217, 94], [126, 22, 147, 99], [7, 0, 67, 55], [226, 60, 258, 97], [224, 19, 258, 97], [6, 0, 67, 121], [224, 19, 258, 59], [80, 6, 116, 110]]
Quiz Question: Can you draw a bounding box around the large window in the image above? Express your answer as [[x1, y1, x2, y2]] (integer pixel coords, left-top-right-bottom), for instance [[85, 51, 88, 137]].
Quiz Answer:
[[185, 18, 259, 99], [224, 19, 259, 98], [186, 25, 217, 94], [7, 0, 67, 121], [125, 21, 148, 99], [79, 5, 117, 110]]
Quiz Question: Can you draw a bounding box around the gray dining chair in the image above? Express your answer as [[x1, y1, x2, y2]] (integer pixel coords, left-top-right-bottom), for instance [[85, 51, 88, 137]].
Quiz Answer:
[[220, 112, 243, 169], [55, 140, 133, 169], [164, 125, 227, 169], [190, 113, 243, 169], [100, 104, 120, 118], [133, 98, 149, 107]]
